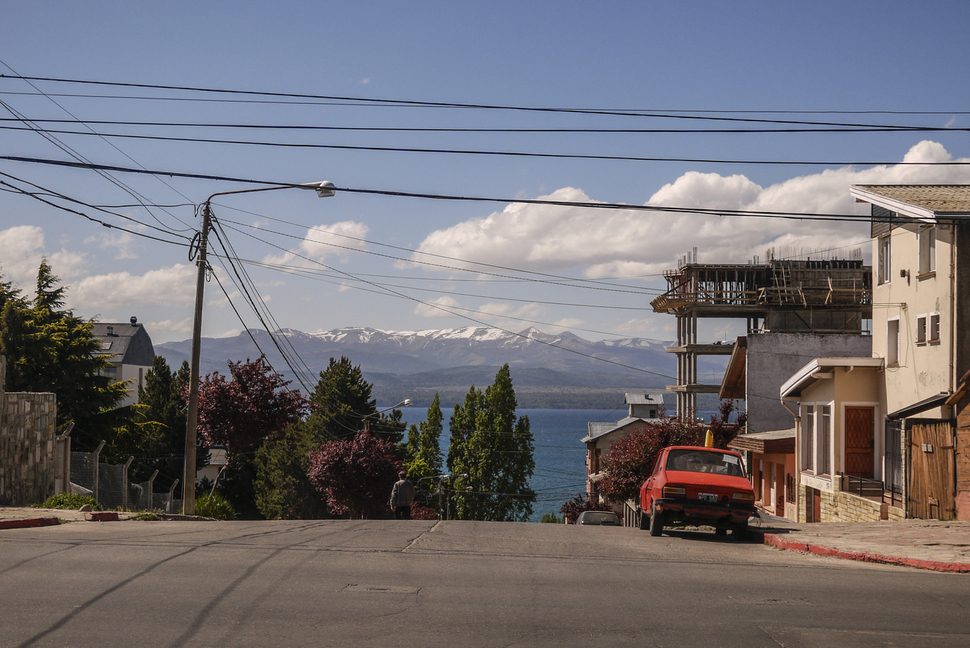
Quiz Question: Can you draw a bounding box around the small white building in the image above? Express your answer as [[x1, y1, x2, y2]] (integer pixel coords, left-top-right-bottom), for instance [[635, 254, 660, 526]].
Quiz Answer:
[[91, 317, 156, 408]]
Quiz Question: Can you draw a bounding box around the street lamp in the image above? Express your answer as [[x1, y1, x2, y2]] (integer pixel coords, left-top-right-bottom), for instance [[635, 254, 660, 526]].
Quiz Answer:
[[183, 181, 336, 516], [362, 399, 412, 432]]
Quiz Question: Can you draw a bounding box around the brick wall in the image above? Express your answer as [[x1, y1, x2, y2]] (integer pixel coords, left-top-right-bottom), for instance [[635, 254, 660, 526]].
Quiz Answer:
[[0, 356, 58, 506]]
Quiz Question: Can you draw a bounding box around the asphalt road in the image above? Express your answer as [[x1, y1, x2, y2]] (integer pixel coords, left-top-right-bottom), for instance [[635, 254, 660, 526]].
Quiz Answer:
[[2, 520, 968, 647]]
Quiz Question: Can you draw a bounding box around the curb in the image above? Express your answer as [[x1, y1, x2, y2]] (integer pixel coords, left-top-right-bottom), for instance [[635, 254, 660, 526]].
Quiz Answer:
[[764, 533, 970, 574], [0, 517, 60, 530]]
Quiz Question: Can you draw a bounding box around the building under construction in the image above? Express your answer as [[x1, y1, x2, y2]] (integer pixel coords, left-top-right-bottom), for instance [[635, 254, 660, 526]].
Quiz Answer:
[[651, 250, 872, 417]]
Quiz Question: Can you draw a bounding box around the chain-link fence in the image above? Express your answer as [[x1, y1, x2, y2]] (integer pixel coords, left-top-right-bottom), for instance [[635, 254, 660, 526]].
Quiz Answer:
[[70, 448, 180, 513]]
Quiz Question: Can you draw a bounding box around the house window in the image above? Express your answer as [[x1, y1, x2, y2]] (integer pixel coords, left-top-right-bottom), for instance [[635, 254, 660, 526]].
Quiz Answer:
[[818, 405, 831, 475], [918, 225, 936, 276], [929, 312, 941, 343], [916, 314, 927, 345], [877, 235, 892, 285], [801, 404, 815, 472], [887, 318, 900, 366]]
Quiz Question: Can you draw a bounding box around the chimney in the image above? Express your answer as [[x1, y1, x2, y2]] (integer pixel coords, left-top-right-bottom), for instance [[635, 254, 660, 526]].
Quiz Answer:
[[130, 316, 138, 326]]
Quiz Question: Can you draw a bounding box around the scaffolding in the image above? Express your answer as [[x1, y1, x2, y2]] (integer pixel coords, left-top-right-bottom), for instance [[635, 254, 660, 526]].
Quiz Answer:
[[651, 257, 872, 417]]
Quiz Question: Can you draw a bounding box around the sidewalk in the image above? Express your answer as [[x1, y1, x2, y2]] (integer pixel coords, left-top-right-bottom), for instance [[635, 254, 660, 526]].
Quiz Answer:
[[749, 512, 970, 573], [0, 506, 137, 529]]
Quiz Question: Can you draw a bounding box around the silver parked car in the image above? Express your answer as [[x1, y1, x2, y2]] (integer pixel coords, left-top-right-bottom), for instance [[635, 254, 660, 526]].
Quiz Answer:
[[576, 511, 620, 526]]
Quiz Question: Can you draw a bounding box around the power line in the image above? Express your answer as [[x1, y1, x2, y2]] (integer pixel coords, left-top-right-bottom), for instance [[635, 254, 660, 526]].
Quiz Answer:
[[0, 155, 891, 222], [4, 124, 969, 167], [1, 74, 963, 130], [3, 117, 966, 134]]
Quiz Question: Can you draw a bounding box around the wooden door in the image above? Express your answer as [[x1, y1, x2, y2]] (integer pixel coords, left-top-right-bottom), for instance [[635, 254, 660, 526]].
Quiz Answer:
[[909, 421, 956, 520], [845, 407, 875, 478]]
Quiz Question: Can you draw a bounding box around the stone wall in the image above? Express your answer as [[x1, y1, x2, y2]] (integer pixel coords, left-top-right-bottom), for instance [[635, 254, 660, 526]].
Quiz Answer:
[[0, 356, 58, 506], [798, 484, 904, 523]]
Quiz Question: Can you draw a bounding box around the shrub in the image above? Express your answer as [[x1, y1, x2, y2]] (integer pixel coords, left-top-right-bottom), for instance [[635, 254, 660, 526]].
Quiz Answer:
[[540, 512, 561, 524], [195, 492, 236, 520], [38, 493, 103, 511], [409, 503, 439, 520], [560, 494, 613, 524]]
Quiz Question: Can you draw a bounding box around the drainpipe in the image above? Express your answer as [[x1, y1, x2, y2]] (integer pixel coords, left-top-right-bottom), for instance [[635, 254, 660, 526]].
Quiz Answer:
[[781, 398, 802, 521], [949, 222, 957, 414]]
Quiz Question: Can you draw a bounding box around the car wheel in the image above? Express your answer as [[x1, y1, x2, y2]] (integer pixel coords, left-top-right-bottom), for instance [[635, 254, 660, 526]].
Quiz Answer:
[[638, 508, 649, 530], [648, 503, 663, 537], [734, 522, 748, 542]]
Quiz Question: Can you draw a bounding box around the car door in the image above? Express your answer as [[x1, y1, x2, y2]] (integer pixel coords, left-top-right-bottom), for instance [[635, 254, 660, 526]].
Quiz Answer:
[[641, 451, 665, 510]]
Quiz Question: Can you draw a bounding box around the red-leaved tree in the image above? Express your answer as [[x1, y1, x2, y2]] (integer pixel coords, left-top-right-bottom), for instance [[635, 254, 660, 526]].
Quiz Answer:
[[598, 402, 746, 502], [307, 430, 401, 519], [559, 493, 615, 524], [193, 355, 310, 460]]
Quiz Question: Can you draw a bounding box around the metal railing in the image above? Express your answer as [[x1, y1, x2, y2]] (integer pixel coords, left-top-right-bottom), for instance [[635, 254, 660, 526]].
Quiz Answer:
[[838, 472, 900, 507], [70, 448, 180, 513]]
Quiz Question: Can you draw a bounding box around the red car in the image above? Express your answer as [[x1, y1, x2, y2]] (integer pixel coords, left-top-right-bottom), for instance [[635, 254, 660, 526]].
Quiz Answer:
[[639, 446, 755, 540]]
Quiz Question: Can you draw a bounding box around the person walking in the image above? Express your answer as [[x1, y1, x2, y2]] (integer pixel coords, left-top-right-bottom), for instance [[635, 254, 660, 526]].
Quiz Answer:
[[389, 471, 416, 520]]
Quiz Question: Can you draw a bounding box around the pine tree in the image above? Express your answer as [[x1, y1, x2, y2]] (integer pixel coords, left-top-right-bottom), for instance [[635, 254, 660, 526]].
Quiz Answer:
[[448, 365, 535, 522], [0, 261, 126, 445], [133, 357, 197, 489]]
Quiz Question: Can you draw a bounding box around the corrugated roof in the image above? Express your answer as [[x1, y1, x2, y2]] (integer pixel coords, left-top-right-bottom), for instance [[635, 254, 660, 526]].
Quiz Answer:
[[582, 416, 649, 443], [624, 392, 664, 405], [853, 185, 970, 215]]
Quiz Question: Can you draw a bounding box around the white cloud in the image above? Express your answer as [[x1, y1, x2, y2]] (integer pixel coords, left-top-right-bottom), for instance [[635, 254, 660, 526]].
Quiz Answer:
[[412, 141, 970, 277], [414, 296, 461, 318], [83, 231, 137, 260], [0, 226, 88, 290], [263, 221, 369, 267], [148, 317, 194, 337], [68, 264, 197, 310]]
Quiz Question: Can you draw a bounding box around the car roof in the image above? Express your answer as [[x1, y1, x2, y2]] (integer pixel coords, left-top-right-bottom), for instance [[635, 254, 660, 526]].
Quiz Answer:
[[664, 445, 743, 458]]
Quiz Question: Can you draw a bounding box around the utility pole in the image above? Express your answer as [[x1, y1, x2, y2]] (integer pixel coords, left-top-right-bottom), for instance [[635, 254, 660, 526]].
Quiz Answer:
[[182, 202, 212, 516]]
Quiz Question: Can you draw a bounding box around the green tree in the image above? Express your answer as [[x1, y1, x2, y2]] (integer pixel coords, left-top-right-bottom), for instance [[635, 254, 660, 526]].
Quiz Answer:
[[405, 393, 444, 482], [254, 356, 405, 519], [0, 261, 126, 445], [134, 357, 198, 491], [448, 365, 535, 522]]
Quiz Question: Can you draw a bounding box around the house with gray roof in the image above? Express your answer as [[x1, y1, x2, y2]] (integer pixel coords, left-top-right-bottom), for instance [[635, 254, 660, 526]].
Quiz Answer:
[[582, 392, 664, 510], [91, 316, 156, 407]]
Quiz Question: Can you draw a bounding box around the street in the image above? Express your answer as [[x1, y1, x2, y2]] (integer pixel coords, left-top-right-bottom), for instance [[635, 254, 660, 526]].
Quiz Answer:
[[2, 520, 968, 647]]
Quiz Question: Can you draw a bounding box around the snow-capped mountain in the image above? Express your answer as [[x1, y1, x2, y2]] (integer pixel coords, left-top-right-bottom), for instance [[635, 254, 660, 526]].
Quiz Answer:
[[154, 326, 727, 408]]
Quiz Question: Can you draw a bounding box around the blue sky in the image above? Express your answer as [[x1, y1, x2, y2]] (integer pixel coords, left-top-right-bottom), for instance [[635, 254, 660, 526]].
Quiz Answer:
[[2, 1, 970, 346]]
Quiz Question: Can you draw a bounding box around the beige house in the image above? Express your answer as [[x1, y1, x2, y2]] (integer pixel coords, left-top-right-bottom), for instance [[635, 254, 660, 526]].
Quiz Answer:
[[782, 185, 970, 522]]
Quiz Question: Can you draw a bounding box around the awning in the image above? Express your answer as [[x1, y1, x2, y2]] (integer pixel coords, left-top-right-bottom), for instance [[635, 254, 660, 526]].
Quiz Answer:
[[728, 428, 795, 455], [887, 392, 951, 420]]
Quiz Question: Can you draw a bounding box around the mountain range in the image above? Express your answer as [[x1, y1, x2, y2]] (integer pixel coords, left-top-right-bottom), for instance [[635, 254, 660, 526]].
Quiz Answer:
[[153, 326, 728, 410]]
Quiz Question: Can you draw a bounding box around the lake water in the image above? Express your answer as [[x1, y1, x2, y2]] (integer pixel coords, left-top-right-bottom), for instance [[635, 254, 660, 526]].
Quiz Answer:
[[401, 407, 628, 522]]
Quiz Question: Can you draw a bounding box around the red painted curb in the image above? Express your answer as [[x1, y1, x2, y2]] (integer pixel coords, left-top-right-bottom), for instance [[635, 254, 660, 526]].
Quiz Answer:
[[764, 533, 970, 574], [84, 511, 120, 522], [0, 517, 60, 530]]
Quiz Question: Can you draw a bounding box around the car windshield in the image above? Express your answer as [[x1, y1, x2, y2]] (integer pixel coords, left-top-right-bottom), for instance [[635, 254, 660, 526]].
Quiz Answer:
[[665, 449, 745, 477]]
